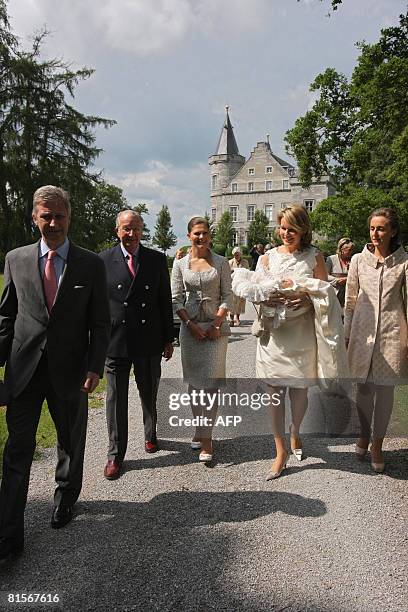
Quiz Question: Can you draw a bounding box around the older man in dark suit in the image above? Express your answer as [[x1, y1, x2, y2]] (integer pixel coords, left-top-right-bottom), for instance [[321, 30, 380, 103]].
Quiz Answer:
[[99, 210, 174, 480], [0, 185, 110, 561]]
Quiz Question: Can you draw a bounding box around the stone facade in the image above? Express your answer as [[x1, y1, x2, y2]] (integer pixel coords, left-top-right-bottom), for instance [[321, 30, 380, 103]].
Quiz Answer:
[[209, 110, 335, 246]]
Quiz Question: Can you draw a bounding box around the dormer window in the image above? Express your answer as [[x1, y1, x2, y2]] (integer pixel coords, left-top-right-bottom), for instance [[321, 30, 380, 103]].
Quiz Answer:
[[248, 168, 255, 176]]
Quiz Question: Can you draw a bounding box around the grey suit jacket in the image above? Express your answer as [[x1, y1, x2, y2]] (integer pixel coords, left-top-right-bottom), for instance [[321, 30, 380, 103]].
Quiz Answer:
[[0, 240, 111, 400]]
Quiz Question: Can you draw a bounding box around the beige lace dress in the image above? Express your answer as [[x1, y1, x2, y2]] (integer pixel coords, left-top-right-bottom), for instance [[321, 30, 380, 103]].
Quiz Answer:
[[171, 252, 233, 388]]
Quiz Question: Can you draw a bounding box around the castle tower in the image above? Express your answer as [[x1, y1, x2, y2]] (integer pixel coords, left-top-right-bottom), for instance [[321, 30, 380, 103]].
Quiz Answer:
[[208, 106, 245, 195]]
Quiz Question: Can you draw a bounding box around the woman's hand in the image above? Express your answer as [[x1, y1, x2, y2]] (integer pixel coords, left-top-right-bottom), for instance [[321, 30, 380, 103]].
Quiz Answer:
[[284, 292, 311, 310], [206, 324, 221, 341], [264, 292, 286, 307], [187, 321, 207, 341]]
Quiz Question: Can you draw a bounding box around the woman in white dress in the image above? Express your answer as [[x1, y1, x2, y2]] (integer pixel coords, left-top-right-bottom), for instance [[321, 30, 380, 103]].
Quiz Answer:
[[171, 217, 233, 462], [228, 246, 249, 326], [257, 206, 328, 479]]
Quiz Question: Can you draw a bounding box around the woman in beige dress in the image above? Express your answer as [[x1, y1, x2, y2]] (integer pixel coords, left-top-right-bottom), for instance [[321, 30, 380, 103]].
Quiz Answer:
[[228, 246, 249, 326], [171, 217, 233, 463], [344, 207, 408, 473]]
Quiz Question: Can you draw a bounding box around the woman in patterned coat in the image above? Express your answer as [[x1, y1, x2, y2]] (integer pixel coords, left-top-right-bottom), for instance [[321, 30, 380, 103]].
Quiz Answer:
[[344, 208, 408, 473]]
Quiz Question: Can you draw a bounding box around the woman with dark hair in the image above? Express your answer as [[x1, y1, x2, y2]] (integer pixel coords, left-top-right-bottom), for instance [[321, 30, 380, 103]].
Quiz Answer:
[[171, 216, 233, 462], [345, 207, 408, 473]]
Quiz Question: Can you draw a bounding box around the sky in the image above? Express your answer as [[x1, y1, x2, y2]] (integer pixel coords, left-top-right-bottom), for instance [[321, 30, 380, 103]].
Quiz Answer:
[[6, 0, 408, 249]]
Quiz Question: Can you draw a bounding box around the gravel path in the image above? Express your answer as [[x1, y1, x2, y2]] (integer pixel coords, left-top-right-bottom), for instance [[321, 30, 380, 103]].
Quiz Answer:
[[1, 304, 407, 611]]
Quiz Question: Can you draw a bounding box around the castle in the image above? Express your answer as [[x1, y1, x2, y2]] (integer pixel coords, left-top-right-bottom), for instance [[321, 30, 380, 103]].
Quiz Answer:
[[209, 107, 334, 246]]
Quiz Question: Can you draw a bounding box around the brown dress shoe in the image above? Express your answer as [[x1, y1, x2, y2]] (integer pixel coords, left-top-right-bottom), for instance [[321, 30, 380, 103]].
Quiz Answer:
[[145, 441, 158, 453], [104, 459, 121, 480]]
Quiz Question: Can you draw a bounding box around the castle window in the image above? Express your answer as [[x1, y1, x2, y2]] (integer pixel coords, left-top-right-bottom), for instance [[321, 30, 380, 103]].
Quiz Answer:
[[211, 174, 218, 189], [282, 179, 289, 190], [229, 206, 238, 222], [231, 183, 238, 192], [247, 205, 255, 222], [264, 204, 274, 221], [248, 168, 255, 176], [248, 182, 254, 192], [211, 208, 216, 222], [265, 180, 273, 191], [266, 166, 273, 174], [304, 199, 314, 213], [232, 230, 238, 246]]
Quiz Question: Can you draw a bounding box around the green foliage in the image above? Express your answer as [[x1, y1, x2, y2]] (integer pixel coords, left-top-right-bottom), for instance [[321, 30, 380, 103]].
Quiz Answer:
[[0, 2, 120, 258], [297, 0, 342, 12], [204, 210, 216, 240], [69, 181, 128, 252], [247, 210, 270, 247], [152, 205, 177, 253], [286, 12, 408, 243], [214, 211, 234, 251], [212, 243, 226, 256], [133, 202, 151, 244]]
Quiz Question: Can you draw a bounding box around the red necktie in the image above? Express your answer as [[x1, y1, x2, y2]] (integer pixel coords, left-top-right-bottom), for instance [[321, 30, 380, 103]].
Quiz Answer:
[[127, 255, 136, 277], [44, 250, 58, 312]]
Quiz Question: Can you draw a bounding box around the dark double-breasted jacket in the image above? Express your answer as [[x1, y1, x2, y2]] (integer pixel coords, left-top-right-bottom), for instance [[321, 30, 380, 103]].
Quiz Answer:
[[99, 244, 174, 359]]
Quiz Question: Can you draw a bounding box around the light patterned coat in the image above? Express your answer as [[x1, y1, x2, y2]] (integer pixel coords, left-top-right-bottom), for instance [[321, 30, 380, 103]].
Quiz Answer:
[[344, 244, 408, 383]]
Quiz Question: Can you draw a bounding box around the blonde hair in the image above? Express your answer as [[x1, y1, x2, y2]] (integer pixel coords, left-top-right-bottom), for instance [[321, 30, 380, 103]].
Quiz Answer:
[[276, 205, 312, 249]]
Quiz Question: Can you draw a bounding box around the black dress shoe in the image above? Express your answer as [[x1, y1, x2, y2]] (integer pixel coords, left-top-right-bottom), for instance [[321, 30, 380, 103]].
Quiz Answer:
[[0, 537, 24, 562], [51, 506, 73, 529]]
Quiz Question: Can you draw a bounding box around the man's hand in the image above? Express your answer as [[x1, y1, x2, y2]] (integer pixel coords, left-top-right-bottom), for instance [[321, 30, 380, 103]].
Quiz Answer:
[[336, 277, 347, 286], [81, 371, 100, 394], [163, 342, 174, 360]]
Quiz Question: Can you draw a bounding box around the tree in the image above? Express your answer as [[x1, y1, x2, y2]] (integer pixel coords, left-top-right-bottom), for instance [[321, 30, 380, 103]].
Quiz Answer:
[[214, 211, 233, 253], [285, 12, 408, 244], [133, 202, 151, 244], [68, 181, 128, 253], [204, 210, 216, 241], [247, 210, 270, 247], [152, 205, 177, 253], [0, 1, 117, 262]]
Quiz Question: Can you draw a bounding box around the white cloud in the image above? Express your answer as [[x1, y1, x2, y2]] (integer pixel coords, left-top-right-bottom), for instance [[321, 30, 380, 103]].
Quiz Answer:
[[106, 160, 210, 249], [8, 0, 274, 59]]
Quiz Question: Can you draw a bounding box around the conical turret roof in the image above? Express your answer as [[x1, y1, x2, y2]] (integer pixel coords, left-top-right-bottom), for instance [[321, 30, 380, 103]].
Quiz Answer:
[[214, 106, 240, 156]]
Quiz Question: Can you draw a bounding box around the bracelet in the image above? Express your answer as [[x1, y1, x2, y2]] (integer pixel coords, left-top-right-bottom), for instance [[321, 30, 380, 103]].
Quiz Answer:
[[212, 323, 221, 330]]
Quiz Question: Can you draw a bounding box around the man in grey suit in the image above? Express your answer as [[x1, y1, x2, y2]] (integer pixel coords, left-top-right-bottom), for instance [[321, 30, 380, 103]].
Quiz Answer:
[[0, 185, 110, 561]]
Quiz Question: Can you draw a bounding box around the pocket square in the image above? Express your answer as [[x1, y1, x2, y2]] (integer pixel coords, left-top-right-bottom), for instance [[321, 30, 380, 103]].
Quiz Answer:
[[74, 285, 85, 289]]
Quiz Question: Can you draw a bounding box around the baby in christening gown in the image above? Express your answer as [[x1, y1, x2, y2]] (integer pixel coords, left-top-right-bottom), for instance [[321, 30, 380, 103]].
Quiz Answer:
[[231, 265, 315, 328]]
